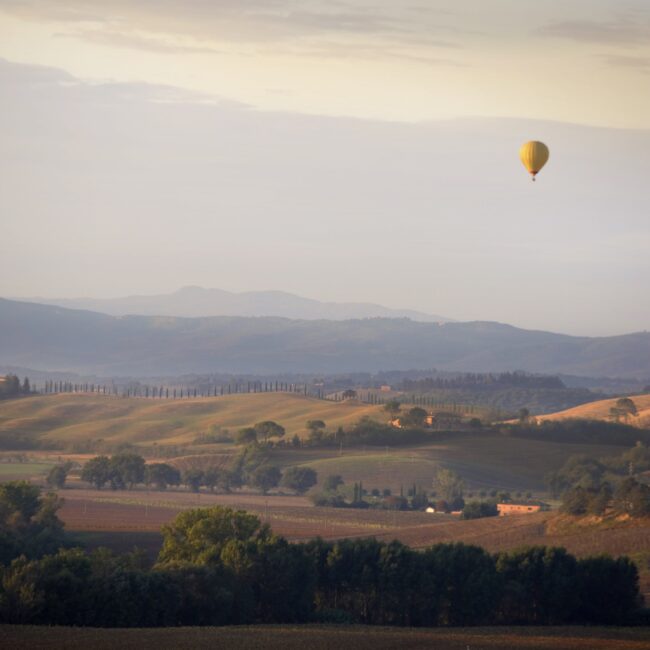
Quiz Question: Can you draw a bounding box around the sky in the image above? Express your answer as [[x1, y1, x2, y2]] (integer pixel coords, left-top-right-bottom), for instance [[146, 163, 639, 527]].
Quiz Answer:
[[1, 0, 649, 336]]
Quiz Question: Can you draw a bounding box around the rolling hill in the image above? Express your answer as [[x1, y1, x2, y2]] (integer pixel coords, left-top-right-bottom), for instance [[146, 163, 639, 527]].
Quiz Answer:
[[1, 298, 650, 376], [536, 393, 650, 428], [0, 392, 385, 447], [0, 393, 624, 490]]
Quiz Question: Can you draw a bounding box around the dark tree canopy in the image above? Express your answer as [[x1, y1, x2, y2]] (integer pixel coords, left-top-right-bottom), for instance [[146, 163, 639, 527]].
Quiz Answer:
[[0, 482, 66, 564], [145, 463, 181, 490], [81, 456, 112, 490], [158, 506, 269, 566], [462, 501, 498, 520], [250, 465, 282, 494], [323, 474, 344, 492], [280, 467, 318, 494], [46, 463, 73, 489], [0, 495, 643, 628], [236, 427, 258, 446], [254, 421, 286, 443]]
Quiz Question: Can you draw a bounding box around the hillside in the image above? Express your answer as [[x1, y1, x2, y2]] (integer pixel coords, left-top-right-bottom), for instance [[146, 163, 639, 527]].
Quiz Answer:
[[2, 298, 650, 376], [536, 393, 650, 428], [0, 392, 386, 448], [19, 286, 452, 322], [0, 394, 623, 491]]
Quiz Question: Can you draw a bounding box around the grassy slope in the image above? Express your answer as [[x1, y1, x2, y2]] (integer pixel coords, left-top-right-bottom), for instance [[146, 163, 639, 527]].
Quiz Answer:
[[2, 625, 649, 650], [536, 393, 650, 427], [0, 393, 386, 446], [275, 436, 622, 491]]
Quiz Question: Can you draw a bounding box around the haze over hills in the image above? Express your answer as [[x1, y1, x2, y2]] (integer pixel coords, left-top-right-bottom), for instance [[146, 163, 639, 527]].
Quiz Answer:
[[4, 57, 650, 337], [17, 286, 452, 322], [1, 298, 649, 378]]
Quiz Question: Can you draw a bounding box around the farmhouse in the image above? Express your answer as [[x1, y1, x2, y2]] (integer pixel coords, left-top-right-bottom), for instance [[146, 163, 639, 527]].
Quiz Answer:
[[497, 502, 547, 516], [390, 411, 463, 429]]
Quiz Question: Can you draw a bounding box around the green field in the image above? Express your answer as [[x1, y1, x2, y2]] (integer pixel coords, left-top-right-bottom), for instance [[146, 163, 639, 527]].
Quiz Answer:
[[0, 460, 54, 482], [276, 435, 621, 492], [2, 624, 649, 650]]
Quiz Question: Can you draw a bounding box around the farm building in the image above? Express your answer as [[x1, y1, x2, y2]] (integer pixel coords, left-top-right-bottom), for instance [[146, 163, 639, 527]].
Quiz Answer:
[[497, 502, 548, 516], [390, 411, 463, 429]]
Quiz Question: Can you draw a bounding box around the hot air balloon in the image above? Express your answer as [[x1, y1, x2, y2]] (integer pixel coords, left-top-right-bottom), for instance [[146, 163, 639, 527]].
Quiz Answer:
[[519, 141, 549, 181]]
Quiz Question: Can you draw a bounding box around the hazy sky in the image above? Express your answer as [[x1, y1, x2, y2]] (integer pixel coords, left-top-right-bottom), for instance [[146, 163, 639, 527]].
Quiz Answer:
[[1, 1, 649, 336]]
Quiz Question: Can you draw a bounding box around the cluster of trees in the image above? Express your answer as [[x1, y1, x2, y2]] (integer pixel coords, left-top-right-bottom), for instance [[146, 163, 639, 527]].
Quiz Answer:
[[561, 479, 650, 517], [384, 401, 482, 431], [309, 417, 435, 448], [0, 498, 643, 627], [610, 397, 639, 423], [78, 453, 164, 490], [547, 443, 650, 516], [0, 375, 31, 400], [0, 482, 67, 565], [76, 449, 318, 496], [232, 443, 318, 494], [401, 372, 566, 391], [461, 501, 499, 519], [235, 421, 287, 446], [311, 476, 383, 509], [397, 373, 599, 415], [312, 468, 511, 518], [548, 443, 650, 495], [235, 416, 450, 451]]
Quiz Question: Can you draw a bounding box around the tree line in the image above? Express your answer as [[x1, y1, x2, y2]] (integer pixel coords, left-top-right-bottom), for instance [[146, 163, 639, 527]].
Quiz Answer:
[[0, 487, 644, 627], [504, 418, 650, 447], [35, 378, 394, 406], [60, 448, 318, 496], [401, 371, 566, 391]]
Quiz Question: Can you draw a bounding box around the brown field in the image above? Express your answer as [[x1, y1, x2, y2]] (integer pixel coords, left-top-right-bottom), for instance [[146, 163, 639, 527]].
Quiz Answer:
[[2, 624, 650, 650], [57, 487, 650, 599], [536, 393, 650, 428]]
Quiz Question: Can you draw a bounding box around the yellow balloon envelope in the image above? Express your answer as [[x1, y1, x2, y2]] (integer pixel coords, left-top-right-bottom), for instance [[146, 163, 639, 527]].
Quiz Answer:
[[519, 141, 549, 181]]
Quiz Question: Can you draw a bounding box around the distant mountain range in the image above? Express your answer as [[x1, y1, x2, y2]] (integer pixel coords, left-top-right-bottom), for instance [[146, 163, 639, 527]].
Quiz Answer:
[[1, 298, 649, 378], [17, 286, 452, 322]]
